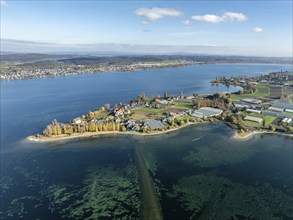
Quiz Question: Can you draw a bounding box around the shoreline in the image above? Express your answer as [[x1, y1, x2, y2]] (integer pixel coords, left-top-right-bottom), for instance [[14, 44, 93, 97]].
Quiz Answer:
[[1, 62, 200, 81], [232, 130, 293, 141], [27, 122, 199, 142], [232, 130, 265, 141], [27, 122, 293, 143]]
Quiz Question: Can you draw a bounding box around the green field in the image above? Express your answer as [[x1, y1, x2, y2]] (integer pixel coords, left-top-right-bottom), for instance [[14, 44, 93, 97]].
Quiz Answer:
[[174, 102, 193, 109], [238, 111, 276, 126], [131, 103, 192, 120], [263, 115, 276, 124], [231, 83, 269, 101], [176, 115, 192, 121], [243, 120, 262, 128]]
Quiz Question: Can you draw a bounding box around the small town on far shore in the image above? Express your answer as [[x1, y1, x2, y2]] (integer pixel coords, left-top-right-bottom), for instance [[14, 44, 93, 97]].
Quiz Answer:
[[29, 70, 293, 141]]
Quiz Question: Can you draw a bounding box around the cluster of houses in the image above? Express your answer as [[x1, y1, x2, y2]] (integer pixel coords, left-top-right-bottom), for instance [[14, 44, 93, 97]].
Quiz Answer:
[[69, 94, 225, 133], [69, 85, 293, 133], [220, 71, 292, 87]]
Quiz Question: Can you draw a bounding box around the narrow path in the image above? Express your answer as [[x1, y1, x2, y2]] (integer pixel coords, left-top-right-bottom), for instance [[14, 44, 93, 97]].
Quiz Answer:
[[134, 145, 163, 220]]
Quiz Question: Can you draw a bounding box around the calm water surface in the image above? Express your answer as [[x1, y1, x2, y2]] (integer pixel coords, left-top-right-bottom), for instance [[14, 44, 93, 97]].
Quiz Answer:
[[1, 64, 292, 219]]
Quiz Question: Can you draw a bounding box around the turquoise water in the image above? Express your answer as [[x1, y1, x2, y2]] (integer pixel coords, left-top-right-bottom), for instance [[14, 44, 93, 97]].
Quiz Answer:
[[1, 63, 292, 219]]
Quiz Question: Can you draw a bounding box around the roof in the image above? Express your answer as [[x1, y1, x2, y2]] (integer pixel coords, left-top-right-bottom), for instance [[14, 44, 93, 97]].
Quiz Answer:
[[247, 109, 262, 114], [146, 119, 166, 129], [233, 101, 253, 108], [268, 106, 284, 112], [242, 98, 261, 104], [156, 100, 168, 105], [244, 116, 263, 123], [272, 100, 293, 110], [262, 110, 279, 117], [285, 109, 293, 113], [193, 107, 223, 117], [262, 110, 293, 119], [191, 112, 204, 118]]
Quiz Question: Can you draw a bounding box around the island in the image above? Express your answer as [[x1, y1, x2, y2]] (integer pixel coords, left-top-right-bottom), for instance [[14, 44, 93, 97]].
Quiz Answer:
[[28, 70, 293, 142]]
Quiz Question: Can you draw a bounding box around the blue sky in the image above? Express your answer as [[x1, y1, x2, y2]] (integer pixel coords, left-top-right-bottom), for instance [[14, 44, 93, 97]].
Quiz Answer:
[[0, 0, 292, 56]]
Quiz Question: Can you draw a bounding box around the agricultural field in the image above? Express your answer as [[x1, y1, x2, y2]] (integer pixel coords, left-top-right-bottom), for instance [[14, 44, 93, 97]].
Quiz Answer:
[[131, 101, 193, 120], [131, 107, 163, 120], [174, 101, 193, 109], [231, 83, 269, 100], [283, 87, 293, 96], [269, 86, 283, 98]]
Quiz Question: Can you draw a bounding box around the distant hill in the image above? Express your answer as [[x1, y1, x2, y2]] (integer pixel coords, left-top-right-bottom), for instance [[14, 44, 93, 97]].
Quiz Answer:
[[1, 53, 292, 65]]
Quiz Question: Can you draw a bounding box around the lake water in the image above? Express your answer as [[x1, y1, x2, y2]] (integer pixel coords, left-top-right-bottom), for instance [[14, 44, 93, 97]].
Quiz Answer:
[[1, 63, 292, 219]]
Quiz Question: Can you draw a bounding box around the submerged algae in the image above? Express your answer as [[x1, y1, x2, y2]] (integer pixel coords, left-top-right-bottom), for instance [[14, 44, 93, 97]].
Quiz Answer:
[[172, 173, 293, 220], [43, 165, 140, 220]]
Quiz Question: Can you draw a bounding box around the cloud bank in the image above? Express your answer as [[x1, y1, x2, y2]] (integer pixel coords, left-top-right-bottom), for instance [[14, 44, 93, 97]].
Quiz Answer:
[[1, 38, 241, 55]]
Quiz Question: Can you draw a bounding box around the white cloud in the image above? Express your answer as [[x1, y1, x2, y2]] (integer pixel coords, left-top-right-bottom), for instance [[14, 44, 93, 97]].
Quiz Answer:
[[0, 0, 6, 6], [191, 14, 224, 23], [135, 7, 182, 24], [253, 27, 263, 33], [204, 44, 219, 47], [191, 12, 247, 23], [181, 20, 190, 25], [223, 12, 247, 22]]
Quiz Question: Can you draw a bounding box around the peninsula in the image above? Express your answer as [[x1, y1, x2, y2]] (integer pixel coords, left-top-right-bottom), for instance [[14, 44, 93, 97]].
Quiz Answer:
[[28, 70, 293, 142]]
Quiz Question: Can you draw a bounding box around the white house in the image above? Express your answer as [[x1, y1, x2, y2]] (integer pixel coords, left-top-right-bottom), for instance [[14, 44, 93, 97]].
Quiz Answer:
[[246, 109, 262, 114], [244, 116, 263, 123], [268, 106, 284, 112]]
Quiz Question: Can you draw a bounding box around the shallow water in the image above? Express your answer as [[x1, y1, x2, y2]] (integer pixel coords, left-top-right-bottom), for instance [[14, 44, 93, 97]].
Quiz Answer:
[[1, 124, 292, 219], [1, 63, 292, 219]]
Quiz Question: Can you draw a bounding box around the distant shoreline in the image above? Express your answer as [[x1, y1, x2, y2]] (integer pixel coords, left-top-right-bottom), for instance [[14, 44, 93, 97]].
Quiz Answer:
[[1, 61, 201, 81], [2, 59, 292, 81]]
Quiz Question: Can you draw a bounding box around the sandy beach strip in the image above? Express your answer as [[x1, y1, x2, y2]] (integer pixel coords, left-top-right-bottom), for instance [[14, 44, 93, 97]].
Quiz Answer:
[[27, 122, 201, 142], [232, 130, 293, 141]]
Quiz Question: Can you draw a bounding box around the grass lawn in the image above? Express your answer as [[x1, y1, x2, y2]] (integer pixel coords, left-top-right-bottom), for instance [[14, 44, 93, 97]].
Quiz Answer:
[[263, 115, 277, 124], [239, 111, 276, 126], [174, 102, 193, 109], [176, 115, 192, 121], [139, 107, 162, 113], [132, 104, 192, 120], [246, 113, 276, 125], [243, 120, 262, 128]]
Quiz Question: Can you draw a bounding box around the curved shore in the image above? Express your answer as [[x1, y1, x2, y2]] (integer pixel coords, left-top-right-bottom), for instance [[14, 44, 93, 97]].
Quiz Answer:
[[232, 130, 265, 141], [28, 122, 293, 143], [27, 122, 199, 142], [232, 130, 293, 141]]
